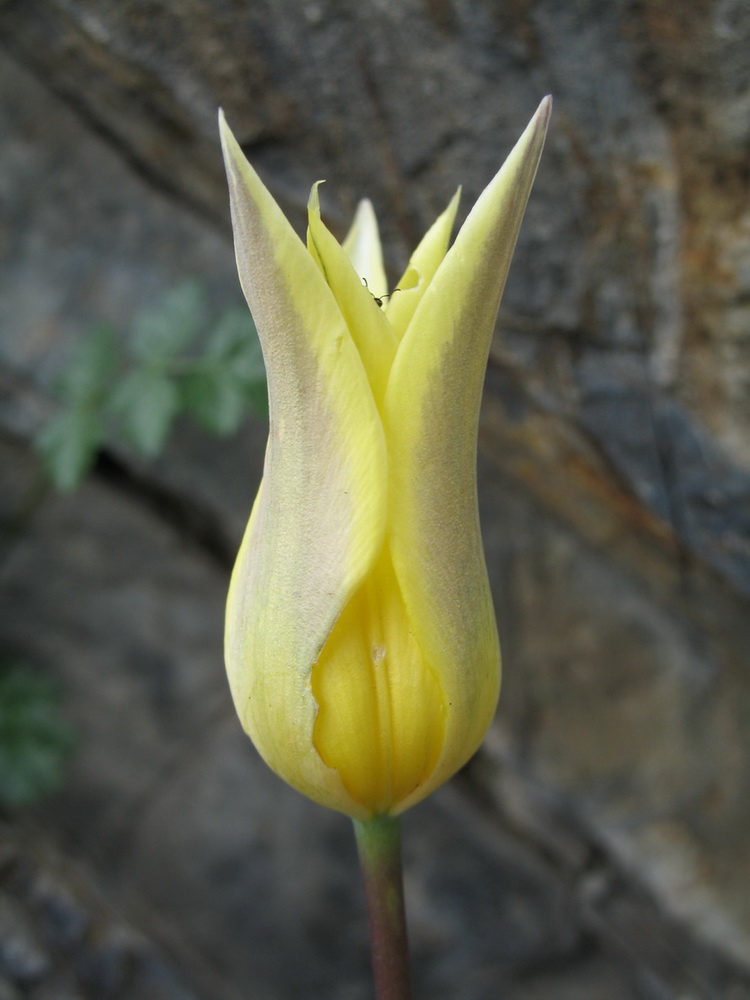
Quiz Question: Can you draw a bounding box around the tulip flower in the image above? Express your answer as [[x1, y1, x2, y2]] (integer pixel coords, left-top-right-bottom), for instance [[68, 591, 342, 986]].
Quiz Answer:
[[221, 99, 550, 1000], [220, 99, 550, 823]]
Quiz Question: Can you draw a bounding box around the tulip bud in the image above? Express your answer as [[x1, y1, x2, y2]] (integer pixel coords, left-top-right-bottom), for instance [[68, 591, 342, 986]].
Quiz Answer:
[[221, 99, 550, 819]]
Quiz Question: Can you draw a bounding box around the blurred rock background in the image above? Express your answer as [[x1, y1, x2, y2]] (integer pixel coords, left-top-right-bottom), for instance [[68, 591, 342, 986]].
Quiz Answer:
[[1, 1, 750, 998]]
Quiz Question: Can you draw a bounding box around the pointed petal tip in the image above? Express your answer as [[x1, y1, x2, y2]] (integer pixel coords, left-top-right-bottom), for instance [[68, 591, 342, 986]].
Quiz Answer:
[[218, 108, 241, 163], [352, 197, 378, 228], [518, 96, 552, 163], [537, 95, 553, 127], [308, 179, 326, 213]]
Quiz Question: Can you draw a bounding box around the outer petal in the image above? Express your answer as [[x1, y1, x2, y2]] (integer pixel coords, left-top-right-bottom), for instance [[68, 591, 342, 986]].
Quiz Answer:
[[384, 98, 551, 813], [342, 198, 388, 300], [220, 112, 388, 817]]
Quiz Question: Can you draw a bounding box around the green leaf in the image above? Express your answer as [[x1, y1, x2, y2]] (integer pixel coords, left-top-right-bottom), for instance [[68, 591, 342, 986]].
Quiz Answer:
[[35, 405, 105, 491], [204, 307, 267, 418], [207, 309, 265, 376], [180, 368, 247, 435], [205, 308, 257, 359], [38, 286, 269, 494], [57, 325, 117, 403], [0, 664, 76, 811], [109, 369, 180, 457], [233, 337, 266, 383], [244, 378, 269, 419], [130, 279, 205, 363]]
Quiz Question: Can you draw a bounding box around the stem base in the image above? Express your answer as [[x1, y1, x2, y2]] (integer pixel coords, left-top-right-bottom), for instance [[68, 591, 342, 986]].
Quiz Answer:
[[353, 815, 412, 1000]]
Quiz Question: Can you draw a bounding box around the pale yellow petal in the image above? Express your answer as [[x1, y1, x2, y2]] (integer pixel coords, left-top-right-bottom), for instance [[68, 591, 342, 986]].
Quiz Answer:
[[385, 188, 461, 341], [307, 184, 397, 405], [384, 97, 551, 812], [342, 198, 389, 301], [220, 111, 388, 817]]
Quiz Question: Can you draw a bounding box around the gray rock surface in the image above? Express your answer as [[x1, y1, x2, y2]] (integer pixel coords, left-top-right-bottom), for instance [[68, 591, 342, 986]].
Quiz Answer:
[[0, 822, 197, 1000], [1, 2, 750, 998]]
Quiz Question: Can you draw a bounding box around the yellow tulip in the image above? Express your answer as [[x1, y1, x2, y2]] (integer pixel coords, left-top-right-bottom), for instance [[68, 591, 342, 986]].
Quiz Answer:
[[221, 98, 550, 819]]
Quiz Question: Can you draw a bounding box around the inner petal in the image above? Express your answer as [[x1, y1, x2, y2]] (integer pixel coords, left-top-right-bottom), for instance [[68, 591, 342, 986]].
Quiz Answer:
[[311, 547, 445, 815], [306, 186, 397, 406], [342, 198, 388, 302]]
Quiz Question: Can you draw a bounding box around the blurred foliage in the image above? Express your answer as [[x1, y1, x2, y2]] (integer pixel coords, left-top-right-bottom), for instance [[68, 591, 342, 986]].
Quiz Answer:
[[0, 662, 76, 812], [35, 280, 267, 491]]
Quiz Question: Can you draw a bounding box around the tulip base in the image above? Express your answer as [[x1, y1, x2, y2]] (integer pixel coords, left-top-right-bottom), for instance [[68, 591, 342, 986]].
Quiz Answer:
[[353, 815, 412, 1000]]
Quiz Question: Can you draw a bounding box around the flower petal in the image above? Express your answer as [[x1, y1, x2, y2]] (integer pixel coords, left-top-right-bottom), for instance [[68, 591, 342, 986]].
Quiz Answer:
[[311, 548, 445, 816], [384, 97, 551, 812], [385, 188, 461, 341], [307, 184, 397, 405], [220, 112, 388, 816], [342, 198, 389, 300]]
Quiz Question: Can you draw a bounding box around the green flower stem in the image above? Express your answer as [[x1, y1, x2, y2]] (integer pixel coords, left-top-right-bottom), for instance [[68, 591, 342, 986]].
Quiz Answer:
[[353, 815, 413, 1000]]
